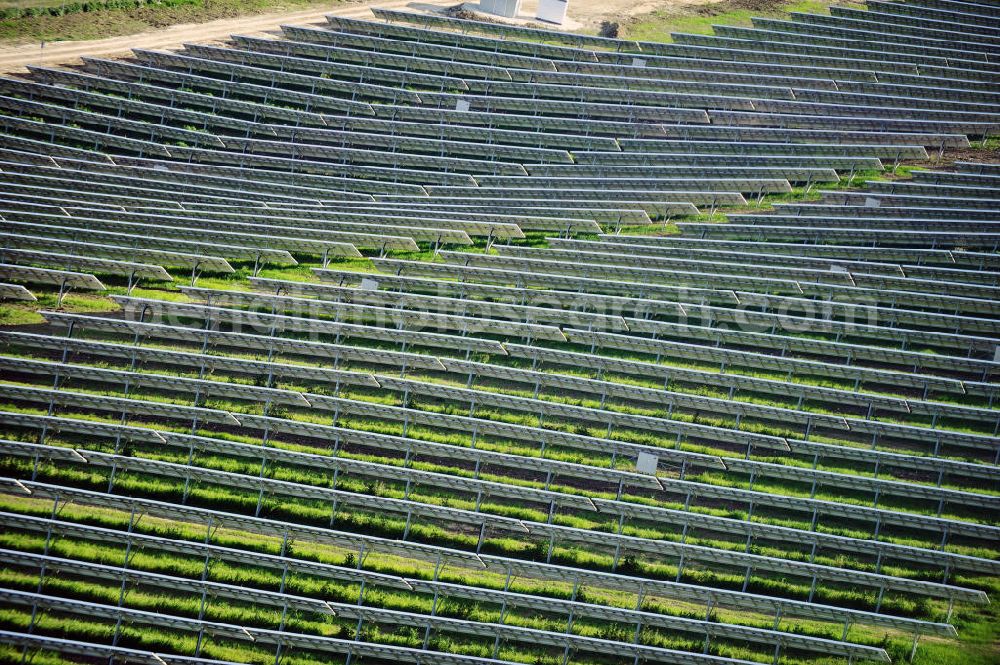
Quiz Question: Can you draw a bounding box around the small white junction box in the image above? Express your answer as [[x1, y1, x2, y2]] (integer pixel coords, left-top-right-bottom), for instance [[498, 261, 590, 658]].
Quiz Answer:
[[536, 0, 568, 24], [481, 0, 521, 19], [636, 452, 659, 475]]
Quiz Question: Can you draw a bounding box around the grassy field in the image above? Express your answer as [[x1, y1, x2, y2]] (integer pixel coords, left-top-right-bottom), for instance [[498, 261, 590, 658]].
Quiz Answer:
[[0, 0, 348, 42], [620, 0, 861, 42]]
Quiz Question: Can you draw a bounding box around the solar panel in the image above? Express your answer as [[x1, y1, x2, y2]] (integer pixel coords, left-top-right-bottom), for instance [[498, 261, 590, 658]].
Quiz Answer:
[[770, 203, 1000, 222], [525, 165, 843, 182], [474, 175, 794, 194], [0, 248, 172, 282], [135, 46, 423, 106], [104, 198, 522, 238], [445, 78, 760, 111], [0, 113, 175, 159], [3, 218, 356, 261], [820, 191, 1000, 210], [304, 111, 620, 151], [0, 383, 241, 427], [547, 237, 1000, 290], [0, 630, 245, 665], [0, 147, 418, 199], [670, 32, 995, 78], [507, 66, 799, 99], [263, 123, 575, 165], [502, 343, 1000, 459], [727, 213, 1000, 233], [868, 180, 1000, 199], [374, 366, 997, 462], [707, 109, 996, 136], [259, 30, 518, 81], [366, 257, 1000, 341], [84, 448, 531, 533], [4, 219, 296, 266], [80, 55, 377, 116], [372, 104, 684, 139], [624, 39, 992, 75], [498, 243, 1000, 304], [0, 590, 521, 665], [248, 277, 630, 332], [187, 39, 474, 92], [7, 479, 964, 636], [314, 201, 610, 229], [0, 264, 105, 291], [0, 76, 280, 141], [0, 95, 227, 149], [746, 18, 995, 61], [2, 356, 313, 408], [305, 21, 557, 70], [0, 331, 380, 389], [26, 64, 337, 129], [0, 517, 891, 662], [4, 206, 418, 252], [0, 161, 316, 207], [0, 282, 35, 302], [0, 405, 664, 494], [178, 286, 568, 342], [676, 222, 1000, 250], [436, 347, 999, 440], [111, 296, 509, 356], [38, 311, 448, 373], [0, 231, 234, 274], [812, 6, 1000, 47], [370, 257, 727, 305], [9, 433, 988, 607], [114, 142, 477, 188], [13, 328, 984, 508], [562, 327, 971, 400], [709, 23, 994, 64], [596, 233, 1000, 273]]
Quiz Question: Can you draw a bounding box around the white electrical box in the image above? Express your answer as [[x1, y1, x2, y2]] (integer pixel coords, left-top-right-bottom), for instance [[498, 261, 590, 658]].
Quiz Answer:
[[481, 0, 521, 18], [360, 278, 379, 290], [636, 452, 659, 475], [536, 0, 568, 24]]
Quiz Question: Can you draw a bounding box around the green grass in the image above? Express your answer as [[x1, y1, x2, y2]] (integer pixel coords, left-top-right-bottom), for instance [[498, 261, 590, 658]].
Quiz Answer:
[[0, 482, 997, 665], [0, 387, 995, 598], [911, 604, 1000, 665], [0, 488, 992, 664], [0, 304, 45, 326], [0, 0, 348, 42], [621, 0, 858, 43], [4, 301, 997, 488]]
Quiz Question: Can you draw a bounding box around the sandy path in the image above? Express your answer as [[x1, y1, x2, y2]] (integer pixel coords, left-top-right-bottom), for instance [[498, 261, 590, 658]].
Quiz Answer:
[[0, 0, 702, 73]]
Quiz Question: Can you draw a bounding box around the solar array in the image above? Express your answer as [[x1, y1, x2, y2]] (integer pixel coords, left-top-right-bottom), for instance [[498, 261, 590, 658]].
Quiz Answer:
[[0, 1, 998, 664]]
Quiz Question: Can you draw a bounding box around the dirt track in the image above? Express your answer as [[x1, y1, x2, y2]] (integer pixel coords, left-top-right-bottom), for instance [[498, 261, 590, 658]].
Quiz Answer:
[[0, 0, 706, 73]]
